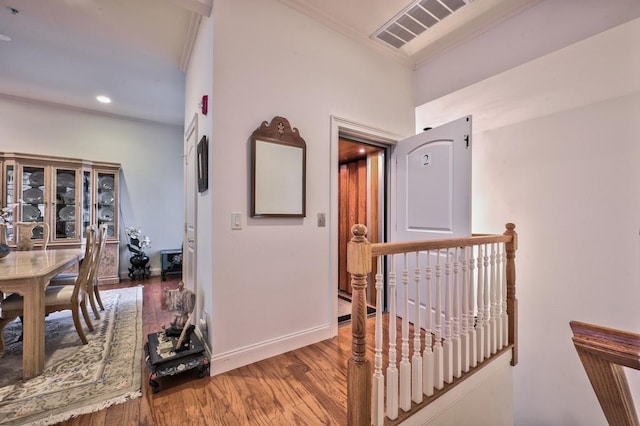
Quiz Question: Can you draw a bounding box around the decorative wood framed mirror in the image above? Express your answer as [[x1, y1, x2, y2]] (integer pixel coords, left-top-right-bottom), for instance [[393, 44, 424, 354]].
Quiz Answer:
[[251, 116, 306, 217]]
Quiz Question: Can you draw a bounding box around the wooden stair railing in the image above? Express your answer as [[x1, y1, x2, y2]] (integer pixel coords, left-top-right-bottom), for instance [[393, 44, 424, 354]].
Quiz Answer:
[[347, 223, 518, 425], [347, 224, 372, 425], [570, 321, 640, 426]]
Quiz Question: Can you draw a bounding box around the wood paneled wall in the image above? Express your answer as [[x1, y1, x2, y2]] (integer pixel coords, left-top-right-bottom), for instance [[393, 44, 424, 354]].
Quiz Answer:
[[338, 148, 380, 306]]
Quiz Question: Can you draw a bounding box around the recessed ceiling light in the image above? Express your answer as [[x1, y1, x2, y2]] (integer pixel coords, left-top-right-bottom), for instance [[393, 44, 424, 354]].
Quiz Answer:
[[0, 34, 11, 42], [359, 148, 366, 153], [96, 95, 111, 104]]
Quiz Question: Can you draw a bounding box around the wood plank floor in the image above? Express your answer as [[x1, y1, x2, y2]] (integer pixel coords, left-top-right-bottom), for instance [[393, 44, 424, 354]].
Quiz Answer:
[[56, 278, 357, 426], [55, 279, 508, 425]]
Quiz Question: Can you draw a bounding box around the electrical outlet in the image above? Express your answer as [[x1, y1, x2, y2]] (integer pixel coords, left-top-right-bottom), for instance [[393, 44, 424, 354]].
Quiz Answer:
[[317, 213, 326, 227], [199, 310, 208, 334]]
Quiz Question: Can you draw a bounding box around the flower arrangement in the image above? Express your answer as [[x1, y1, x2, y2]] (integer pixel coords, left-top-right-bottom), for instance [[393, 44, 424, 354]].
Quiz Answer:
[[0, 203, 19, 249], [126, 226, 151, 256]]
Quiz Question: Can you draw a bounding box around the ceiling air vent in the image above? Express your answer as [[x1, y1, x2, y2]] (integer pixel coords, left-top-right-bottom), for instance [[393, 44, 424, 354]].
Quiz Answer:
[[373, 0, 471, 50]]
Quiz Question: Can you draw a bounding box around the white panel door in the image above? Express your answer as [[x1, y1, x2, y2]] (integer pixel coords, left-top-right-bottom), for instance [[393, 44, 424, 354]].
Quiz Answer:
[[394, 115, 472, 325], [184, 116, 198, 301]]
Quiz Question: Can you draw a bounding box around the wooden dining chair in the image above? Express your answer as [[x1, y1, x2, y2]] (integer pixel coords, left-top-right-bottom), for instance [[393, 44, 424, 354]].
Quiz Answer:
[[0, 222, 7, 245], [0, 223, 6, 300], [49, 224, 106, 319], [0, 226, 96, 356], [570, 320, 640, 426], [14, 221, 50, 251]]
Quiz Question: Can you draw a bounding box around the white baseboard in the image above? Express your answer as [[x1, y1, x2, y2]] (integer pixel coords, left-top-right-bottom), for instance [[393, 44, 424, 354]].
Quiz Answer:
[[209, 324, 333, 376]]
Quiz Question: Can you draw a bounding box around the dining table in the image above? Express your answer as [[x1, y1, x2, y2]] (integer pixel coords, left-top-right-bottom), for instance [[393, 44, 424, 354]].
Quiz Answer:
[[0, 248, 82, 379]]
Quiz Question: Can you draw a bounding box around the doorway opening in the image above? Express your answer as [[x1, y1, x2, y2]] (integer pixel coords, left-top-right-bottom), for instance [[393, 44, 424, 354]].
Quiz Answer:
[[337, 137, 388, 322]]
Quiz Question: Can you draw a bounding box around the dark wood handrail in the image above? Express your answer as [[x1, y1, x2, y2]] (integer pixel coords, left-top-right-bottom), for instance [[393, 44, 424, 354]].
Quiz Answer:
[[571, 321, 640, 369], [571, 321, 640, 426]]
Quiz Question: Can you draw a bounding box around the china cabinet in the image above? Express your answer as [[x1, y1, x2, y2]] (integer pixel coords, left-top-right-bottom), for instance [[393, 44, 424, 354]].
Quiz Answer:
[[0, 152, 121, 284]]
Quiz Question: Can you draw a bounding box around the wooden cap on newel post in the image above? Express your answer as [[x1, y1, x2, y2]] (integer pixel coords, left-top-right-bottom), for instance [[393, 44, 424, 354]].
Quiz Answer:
[[347, 224, 372, 426]]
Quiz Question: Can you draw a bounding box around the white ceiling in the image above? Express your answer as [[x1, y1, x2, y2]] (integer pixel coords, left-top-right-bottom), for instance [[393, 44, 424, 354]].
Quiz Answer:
[[0, 0, 199, 125], [0, 0, 536, 126], [416, 16, 640, 134], [280, 0, 538, 64]]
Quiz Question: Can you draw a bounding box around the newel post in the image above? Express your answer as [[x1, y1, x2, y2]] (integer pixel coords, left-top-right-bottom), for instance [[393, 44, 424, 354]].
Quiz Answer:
[[504, 223, 518, 366], [347, 224, 372, 426]]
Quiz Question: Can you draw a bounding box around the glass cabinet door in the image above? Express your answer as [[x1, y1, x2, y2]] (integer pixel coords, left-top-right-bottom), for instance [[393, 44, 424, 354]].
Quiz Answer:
[[82, 170, 91, 238], [4, 164, 15, 243], [20, 165, 47, 240], [53, 168, 78, 241], [95, 171, 116, 238]]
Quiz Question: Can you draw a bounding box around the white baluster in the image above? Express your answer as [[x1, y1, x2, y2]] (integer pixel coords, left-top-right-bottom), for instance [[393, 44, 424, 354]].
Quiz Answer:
[[412, 252, 423, 403], [495, 243, 503, 349], [460, 246, 470, 373], [372, 257, 384, 425], [422, 251, 434, 397], [386, 255, 398, 420], [400, 254, 411, 411], [501, 246, 509, 348], [443, 250, 453, 384], [476, 245, 485, 362], [452, 248, 462, 379], [490, 243, 498, 354], [483, 244, 491, 359], [434, 249, 444, 389], [469, 247, 478, 368]]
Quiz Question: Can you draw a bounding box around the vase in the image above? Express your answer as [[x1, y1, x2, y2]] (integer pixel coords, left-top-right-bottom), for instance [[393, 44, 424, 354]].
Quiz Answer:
[[130, 254, 149, 267], [128, 253, 150, 280]]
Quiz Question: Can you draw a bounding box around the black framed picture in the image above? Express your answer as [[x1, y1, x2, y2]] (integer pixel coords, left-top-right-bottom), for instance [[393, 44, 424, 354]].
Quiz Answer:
[[197, 135, 208, 193]]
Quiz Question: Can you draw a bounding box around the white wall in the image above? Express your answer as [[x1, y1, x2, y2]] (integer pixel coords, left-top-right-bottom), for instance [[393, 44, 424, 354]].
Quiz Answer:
[[415, 17, 640, 426], [208, 0, 414, 373], [184, 15, 214, 349], [402, 351, 514, 426], [476, 91, 640, 426], [413, 0, 640, 106], [0, 95, 184, 277]]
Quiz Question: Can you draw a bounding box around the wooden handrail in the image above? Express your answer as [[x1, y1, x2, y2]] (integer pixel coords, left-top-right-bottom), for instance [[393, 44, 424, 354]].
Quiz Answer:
[[571, 321, 640, 426], [371, 234, 511, 257]]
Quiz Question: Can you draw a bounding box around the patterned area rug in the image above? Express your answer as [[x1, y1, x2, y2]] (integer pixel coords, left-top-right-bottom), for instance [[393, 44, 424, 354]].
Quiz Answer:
[[0, 286, 143, 425]]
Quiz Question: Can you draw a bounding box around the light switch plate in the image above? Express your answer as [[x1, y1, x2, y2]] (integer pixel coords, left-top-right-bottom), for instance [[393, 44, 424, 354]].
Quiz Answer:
[[317, 213, 326, 227], [231, 212, 242, 230]]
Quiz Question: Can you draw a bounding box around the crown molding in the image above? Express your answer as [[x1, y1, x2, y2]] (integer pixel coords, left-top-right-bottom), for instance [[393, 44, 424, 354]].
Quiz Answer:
[[169, 0, 212, 17], [278, 0, 414, 68], [180, 12, 202, 72]]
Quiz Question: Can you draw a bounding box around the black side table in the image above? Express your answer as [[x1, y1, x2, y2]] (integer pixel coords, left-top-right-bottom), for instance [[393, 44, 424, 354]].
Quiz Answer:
[[161, 249, 183, 281], [144, 331, 209, 393]]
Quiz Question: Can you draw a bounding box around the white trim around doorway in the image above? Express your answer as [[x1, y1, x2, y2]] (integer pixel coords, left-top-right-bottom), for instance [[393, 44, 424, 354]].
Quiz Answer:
[[329, 115, 404, 336]]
